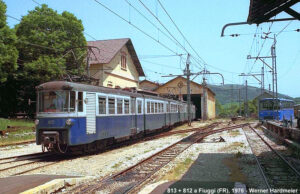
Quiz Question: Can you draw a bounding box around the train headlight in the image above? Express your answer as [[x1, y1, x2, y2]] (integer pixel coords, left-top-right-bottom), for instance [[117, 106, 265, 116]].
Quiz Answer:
[[35, 119, 39, 126], [66, 119, 73, 126]]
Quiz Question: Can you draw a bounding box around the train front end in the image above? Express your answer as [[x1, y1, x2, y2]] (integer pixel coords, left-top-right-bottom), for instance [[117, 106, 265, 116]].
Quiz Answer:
[[35, 82, 83, 153]]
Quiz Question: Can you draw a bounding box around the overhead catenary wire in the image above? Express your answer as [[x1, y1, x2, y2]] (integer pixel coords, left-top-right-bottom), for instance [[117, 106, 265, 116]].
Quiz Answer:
[[137, 0, 205, 69], [157, 0, 207, 66], [92, 0, 179, 56], [123, 0, 180, 49]]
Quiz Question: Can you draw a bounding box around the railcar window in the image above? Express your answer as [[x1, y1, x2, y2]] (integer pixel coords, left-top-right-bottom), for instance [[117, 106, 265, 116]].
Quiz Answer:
[[70, 91, 76, 112], [147, 102, 150, 113], [155, 103, 158, 113], [99, 97, 106, 114], [124, 99, 129, 114], [78, 92, 83, 112], [117, 98, 123, 114], [137, 100, 142, 114], [109, 98, 115, 114], [167, 103, 170, 113]]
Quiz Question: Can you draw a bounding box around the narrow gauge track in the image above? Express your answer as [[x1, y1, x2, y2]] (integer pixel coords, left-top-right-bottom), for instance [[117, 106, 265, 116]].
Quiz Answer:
[[0, 154, 70, 176], [0, 122, 219, 177], [71, 123, 248, 194], [243, 125, 300, 190]]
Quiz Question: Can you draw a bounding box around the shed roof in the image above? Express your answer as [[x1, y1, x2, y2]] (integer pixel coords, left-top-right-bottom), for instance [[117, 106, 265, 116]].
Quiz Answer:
[[87, 38, 145, 76], [247, 0, 299, 24]]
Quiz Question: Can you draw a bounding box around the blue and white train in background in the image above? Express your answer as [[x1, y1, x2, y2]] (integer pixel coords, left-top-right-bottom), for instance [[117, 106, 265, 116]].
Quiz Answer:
[[35, 81, 196, 153], [259, 98, 294, 124]]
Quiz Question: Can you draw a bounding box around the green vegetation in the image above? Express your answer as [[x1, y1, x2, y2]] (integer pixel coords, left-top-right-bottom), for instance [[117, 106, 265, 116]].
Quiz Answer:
[[0, 0, 18, 83], [216, 99, 257, 118], [112, 161, 123, 169], [163, 157, 194, 180], [0, 118, 35, 146], [209, 84, 293, 105], [0, 118, 34, 130], [0, 2, 87, 118]]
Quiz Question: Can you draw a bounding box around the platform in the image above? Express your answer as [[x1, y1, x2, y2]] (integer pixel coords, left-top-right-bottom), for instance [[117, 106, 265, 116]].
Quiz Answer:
[[0, 175, 78, 194]]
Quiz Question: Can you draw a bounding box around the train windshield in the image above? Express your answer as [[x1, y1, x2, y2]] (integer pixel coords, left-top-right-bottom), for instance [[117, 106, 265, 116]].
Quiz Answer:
[[38, 91, 75, 113]]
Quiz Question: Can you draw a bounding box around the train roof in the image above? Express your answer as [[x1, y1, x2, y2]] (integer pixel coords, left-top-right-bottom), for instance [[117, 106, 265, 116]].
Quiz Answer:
[[260, 98, 294, 102], [36, 81, 187, 104]]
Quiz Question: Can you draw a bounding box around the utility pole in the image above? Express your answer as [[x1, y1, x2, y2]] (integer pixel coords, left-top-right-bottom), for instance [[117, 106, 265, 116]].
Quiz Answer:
[[245, 80, 248, 118], [271, 35, 278, 120], [186, 54, 192, 126], [261, 66, 265, 94], [238, 89, 241, 116], [162, 54, 192, 126], [202, 77, 207, 120]]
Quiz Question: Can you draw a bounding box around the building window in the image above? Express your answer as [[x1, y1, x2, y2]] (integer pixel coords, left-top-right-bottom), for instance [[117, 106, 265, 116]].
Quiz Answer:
[[78, 92, 83, 112], [99, 97, 106, 114], [151, 102, 154, 113], [121, 54, 127, 70], [107, 81, 113, 88], [108, 98, 115, 114], [117, 98, 123, 114], [147, 102, 151, 113], [124, 99, 129, 114], [137, 100, 142, 114]]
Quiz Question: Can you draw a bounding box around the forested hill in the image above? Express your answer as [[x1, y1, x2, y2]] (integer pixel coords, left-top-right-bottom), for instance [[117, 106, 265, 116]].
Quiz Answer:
[[208, 84, 293, 105]]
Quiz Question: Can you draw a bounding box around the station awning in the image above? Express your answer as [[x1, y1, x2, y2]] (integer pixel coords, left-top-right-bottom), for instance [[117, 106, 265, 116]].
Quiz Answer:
[[247, 0, 300, 24]]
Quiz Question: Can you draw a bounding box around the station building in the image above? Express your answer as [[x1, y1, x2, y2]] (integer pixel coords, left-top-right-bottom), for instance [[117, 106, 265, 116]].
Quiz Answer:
[[87, 38, 145, 88]]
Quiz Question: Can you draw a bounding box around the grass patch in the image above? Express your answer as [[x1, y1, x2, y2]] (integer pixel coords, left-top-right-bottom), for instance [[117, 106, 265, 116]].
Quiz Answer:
[[220, 142, 245, 152], [0, 134, 35, 146], [163, 157, 194, 180], [0, 118, 35, 146], [0, 118, 10, 130], [144, 149, 151, 154], [126, 156, 133, 160], [228, 130, 241, 137], [112, 161, 123, 169]]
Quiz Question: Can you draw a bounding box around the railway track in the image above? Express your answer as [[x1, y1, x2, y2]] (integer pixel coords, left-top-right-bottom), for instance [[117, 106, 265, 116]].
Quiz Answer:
[[71, 123, 248, 193], [0, 122, 220, 179], [0, 152, 70, 176], [243, 125, 300, 190]]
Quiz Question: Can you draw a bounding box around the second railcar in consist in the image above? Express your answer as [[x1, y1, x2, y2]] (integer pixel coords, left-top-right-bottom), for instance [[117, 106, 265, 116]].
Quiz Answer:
[[35, 81, 196, 153], [259, 98, 294, 122]]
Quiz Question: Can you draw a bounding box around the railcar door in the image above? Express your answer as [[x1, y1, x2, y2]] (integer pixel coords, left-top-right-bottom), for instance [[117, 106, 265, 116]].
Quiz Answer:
[[86, 93, 96, 134], [131, 97, 137, 136]]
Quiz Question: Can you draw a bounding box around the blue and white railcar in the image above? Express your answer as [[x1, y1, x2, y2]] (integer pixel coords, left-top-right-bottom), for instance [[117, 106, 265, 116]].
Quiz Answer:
[[35, 81, 194, 153], [259, 98, 294, 122]]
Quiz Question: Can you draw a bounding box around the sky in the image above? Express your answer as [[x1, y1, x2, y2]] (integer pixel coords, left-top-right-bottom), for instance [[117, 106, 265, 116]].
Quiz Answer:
[[4, 0, 300, 97]]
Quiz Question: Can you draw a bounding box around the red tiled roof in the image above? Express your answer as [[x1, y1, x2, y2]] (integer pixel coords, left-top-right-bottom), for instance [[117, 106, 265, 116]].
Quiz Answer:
[[87, 38, 145, 76]]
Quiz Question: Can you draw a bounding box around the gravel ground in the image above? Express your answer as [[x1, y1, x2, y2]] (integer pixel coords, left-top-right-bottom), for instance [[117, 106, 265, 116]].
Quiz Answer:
[[139, 126, 267, 194]]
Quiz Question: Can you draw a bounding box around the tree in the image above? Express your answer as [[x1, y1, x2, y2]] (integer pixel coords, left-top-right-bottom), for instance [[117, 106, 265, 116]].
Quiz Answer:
[[0, 0, 18, 83], [14, 4, 86, 117], [0, 0, 19, 117]]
